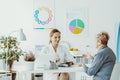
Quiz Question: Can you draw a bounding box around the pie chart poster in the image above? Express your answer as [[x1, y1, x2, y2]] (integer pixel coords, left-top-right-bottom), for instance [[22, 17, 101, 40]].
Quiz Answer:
[[66, 9, 89, 38]]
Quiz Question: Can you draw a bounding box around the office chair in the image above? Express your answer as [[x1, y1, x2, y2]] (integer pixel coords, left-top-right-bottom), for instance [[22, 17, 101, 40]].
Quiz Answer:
[[110, 62, 120, 80]]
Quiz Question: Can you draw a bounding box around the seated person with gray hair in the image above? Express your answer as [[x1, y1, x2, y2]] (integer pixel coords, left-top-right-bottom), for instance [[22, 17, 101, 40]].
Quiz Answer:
[[78, 32, 116, 80]]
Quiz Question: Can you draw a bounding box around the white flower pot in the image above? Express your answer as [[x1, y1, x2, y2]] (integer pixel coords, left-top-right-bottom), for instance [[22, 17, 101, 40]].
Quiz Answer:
[[24, 61, 34, 71], [13, 61, 34, 71]]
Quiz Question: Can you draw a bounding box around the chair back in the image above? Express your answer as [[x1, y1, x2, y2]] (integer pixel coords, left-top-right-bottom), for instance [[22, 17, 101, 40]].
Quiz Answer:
[[110, 62, 120, 80]]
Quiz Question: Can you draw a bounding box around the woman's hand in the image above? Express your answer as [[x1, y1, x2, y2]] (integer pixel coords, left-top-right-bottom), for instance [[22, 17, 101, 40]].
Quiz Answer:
[[56, 57, 60, 62], [82, 53, 93, 59]]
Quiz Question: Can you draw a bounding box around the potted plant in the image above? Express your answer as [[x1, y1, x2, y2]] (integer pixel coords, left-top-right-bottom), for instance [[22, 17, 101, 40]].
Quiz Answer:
[[24, 51, 35, 70], [24, 51, 35, 62], [0, 36, 23, 71]]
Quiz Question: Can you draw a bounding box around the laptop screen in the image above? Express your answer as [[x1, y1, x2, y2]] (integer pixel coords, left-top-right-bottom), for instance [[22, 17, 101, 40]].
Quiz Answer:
[[34, 54, 55, 69]]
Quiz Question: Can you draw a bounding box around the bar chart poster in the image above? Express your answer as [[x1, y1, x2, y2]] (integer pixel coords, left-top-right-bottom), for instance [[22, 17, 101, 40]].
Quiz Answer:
[[33, 0, 55, 29], [66, 8, 89, 37]]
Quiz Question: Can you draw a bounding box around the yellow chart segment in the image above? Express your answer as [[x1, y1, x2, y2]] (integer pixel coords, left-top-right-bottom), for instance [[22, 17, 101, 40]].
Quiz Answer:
[[73, 27, 83, 34]]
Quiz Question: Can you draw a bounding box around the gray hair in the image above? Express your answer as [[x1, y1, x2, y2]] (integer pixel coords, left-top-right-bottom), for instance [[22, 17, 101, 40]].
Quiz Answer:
[[96, 32, 110, 45]]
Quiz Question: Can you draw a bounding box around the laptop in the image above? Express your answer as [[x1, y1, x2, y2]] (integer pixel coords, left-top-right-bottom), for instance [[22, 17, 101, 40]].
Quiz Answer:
[[34, 54, 54, 69]]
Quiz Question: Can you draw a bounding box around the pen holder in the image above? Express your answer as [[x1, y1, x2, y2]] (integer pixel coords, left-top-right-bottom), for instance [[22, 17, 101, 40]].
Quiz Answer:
[[49, 61, 58, 69]]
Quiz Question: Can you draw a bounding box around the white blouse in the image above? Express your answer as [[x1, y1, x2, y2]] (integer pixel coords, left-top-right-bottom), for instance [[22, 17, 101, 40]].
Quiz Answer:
[[41, 44, 75, 63]]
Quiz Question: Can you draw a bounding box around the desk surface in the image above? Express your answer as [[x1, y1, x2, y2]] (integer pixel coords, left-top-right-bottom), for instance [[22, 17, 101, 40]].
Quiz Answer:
[[22, 65, 83, 73]]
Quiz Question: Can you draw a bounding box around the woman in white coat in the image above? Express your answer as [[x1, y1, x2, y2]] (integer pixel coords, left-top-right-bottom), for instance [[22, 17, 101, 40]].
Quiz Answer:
[[41, 28, 75, 80]]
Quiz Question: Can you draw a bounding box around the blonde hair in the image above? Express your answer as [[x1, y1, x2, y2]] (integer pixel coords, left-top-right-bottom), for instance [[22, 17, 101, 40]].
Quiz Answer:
[[96, 32, 110, 45], [49, 28, 61, 44]]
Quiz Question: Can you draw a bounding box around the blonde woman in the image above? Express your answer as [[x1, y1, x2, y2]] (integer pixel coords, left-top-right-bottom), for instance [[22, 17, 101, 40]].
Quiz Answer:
[[41, 28, 75, 80], [78, 32, 116, 80]]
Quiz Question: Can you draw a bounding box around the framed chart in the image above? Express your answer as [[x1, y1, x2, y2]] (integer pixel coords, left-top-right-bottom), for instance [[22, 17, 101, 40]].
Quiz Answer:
[[69, 19, 85, 34], [33, 0, 55, 29], [66, 8, 89, 37]]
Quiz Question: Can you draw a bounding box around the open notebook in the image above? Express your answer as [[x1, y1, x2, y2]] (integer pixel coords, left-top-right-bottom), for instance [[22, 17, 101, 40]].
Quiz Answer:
[[34, 54, 54, 69]]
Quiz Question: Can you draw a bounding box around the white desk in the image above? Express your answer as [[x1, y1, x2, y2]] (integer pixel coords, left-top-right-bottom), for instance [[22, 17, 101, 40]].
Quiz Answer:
[[16, 65, 93, 80], [33, 65, 83, 73]]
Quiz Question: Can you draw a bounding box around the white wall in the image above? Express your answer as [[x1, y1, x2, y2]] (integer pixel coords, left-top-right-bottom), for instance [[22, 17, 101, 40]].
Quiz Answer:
[[0, 0, 120, 54]]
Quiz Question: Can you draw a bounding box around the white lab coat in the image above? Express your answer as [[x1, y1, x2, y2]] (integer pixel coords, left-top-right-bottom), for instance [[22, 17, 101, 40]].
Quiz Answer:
[[41, 44, 75, 80]]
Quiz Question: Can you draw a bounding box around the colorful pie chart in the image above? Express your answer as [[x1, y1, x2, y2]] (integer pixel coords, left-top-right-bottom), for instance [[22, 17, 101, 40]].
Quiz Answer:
[[69, 19, 85, 34]]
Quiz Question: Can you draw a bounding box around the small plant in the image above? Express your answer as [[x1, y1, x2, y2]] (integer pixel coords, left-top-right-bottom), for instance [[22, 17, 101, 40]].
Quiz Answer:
[[24, 51, 35, 62]]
